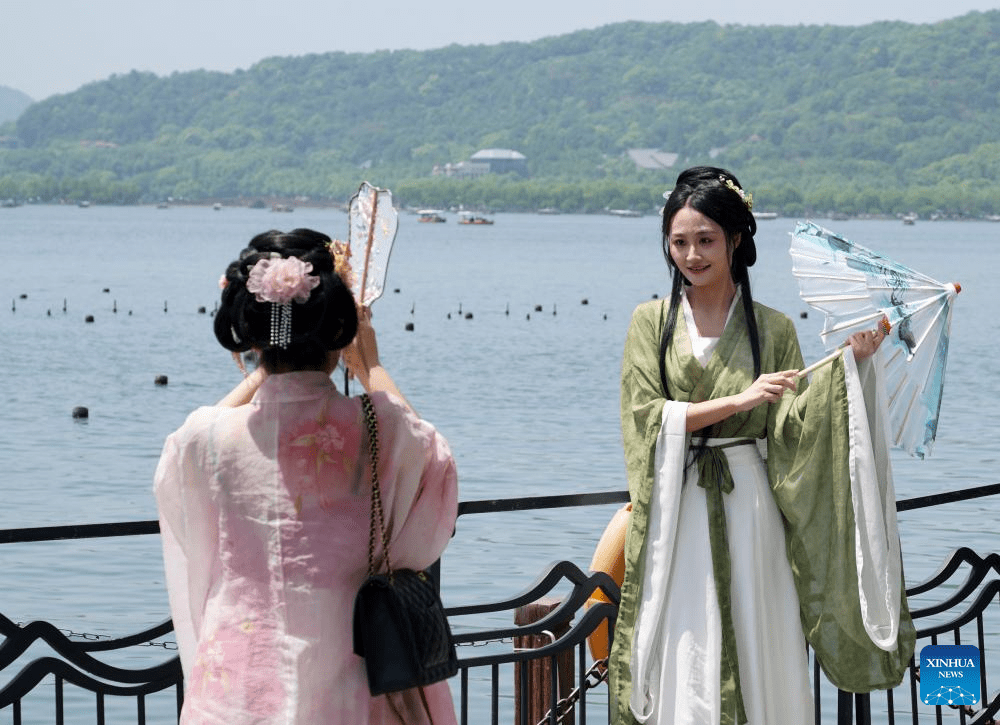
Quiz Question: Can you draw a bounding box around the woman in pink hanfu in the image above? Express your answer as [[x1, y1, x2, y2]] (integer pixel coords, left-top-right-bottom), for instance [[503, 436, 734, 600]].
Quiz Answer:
[[154, 228, 459, 725]]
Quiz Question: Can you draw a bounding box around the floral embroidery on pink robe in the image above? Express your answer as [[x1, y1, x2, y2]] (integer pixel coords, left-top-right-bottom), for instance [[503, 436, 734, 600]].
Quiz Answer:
[[286, 404, 365, 510], [155, 371, 459, 724]]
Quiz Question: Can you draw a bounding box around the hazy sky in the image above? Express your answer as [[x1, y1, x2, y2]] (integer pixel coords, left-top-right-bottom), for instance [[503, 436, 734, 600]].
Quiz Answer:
[[5, 0, 998, 100]]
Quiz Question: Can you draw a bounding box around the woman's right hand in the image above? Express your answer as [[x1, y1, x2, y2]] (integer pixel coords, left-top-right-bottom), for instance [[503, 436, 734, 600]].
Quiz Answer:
[[736, 370, 799, 411]]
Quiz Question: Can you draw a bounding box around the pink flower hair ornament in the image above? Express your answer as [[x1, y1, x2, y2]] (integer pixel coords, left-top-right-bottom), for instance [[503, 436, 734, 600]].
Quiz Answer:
[[244, 254, 321, 349], [246, 255, 320, 305]]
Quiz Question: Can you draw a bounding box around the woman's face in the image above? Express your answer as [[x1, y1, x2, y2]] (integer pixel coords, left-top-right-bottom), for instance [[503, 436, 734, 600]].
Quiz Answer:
[[667, 204, 738, 290]]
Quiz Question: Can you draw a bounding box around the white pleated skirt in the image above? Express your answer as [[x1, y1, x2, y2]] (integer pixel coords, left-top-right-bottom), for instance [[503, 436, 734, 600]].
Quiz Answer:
[[642, 440, 813, 725]]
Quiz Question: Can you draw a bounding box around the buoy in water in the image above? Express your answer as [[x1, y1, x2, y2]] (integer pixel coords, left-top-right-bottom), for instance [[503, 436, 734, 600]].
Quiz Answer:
[[72, 406, 89, 419], [585, 502, 631, 661], [404, 322, 414, 331], [84, 314, 95, 323]]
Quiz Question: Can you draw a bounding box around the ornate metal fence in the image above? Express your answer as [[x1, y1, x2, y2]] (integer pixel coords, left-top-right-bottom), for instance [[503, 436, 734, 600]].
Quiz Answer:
[[1, 484, 999, 724], [0, 614, 180, 725]]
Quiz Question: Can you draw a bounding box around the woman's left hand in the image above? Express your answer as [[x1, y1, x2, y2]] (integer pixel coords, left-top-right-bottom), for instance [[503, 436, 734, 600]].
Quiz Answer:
[[847, 318, 888, 362]]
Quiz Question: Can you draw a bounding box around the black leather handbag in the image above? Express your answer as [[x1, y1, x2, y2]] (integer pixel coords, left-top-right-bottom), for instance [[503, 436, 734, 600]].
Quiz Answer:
[[352, 394, 458, 696]]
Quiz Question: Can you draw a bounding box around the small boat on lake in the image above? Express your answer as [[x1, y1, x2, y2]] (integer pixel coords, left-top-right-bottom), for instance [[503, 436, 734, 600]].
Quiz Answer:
[[607, 209, 642, 218], [417, 209, 447, 223], [457, 211, 494, 225]]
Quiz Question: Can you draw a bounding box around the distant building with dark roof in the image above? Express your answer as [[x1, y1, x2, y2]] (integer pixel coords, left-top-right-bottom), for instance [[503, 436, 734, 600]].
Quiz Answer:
[[627, 149, 678, 170], [469, 148, 527, 175]]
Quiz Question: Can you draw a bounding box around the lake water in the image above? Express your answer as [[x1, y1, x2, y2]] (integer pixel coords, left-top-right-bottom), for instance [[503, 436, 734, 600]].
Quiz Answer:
[[1, 203, 997, 722]]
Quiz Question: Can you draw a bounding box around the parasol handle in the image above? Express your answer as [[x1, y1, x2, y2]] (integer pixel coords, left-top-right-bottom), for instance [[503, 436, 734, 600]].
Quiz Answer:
[[796, 317, 892, 379], [796, 348, 844, 379]]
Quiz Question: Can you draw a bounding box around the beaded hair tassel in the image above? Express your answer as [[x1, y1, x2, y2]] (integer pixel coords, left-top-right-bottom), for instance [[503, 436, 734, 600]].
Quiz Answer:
[[271, 302, 293, 348]]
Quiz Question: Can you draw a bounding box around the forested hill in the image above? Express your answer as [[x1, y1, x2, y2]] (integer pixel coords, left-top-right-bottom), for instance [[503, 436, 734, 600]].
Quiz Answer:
[[3, 11, 1000, 215]]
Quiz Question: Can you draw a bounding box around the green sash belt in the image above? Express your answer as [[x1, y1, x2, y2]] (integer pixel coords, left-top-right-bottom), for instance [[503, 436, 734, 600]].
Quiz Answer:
[[696, 439, 756, 725]]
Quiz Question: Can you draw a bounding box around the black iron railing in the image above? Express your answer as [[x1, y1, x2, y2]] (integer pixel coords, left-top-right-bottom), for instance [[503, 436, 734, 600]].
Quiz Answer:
[[0, 615, 181, 725], [1, 482, 999, 724]]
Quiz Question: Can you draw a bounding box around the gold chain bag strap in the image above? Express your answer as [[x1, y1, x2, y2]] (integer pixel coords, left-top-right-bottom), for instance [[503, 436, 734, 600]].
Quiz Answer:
[[352, 394, 458, 696]]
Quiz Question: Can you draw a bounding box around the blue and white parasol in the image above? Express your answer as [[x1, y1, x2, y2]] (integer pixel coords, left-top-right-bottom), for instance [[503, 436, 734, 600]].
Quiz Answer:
[[790, 221, 961, 458]]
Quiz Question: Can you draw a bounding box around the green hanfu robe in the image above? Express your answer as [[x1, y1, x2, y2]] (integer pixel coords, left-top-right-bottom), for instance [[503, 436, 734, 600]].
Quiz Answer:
[[609, 296, 914, 725]]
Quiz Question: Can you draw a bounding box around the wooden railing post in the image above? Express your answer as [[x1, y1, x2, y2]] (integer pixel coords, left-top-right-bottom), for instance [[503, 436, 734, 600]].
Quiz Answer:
[[513, 597, 574, 725]]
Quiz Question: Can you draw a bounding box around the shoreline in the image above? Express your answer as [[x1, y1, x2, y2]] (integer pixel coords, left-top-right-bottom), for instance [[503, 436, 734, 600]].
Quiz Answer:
[[6, 199, 1000, 223]]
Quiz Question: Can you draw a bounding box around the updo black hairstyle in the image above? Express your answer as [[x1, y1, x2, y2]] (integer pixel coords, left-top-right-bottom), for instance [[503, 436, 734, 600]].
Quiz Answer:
[[214, 228, 358, 372], [657, 167, 762, 396], [661, 166, 757, 279]]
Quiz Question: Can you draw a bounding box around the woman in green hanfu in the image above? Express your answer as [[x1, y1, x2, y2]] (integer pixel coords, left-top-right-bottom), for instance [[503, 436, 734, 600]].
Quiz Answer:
[[608, 167, 915, 725]]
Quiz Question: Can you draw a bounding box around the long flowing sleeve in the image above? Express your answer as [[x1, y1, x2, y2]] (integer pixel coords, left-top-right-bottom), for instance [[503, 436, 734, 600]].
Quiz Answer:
[[620, 302, 670, 500], [767, 334, 915, 692], [610, 300, 673, 724], [370, 391, 458, 571], [153, 410, 221, 682], [365, 392, 459, 725]]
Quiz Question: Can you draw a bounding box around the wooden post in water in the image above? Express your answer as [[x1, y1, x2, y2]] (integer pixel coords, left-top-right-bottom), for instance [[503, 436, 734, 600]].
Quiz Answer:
[[513, 596, 574, 725]]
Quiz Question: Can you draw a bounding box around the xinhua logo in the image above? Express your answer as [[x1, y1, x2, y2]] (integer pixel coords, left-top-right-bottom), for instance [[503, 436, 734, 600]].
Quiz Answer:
[[921, 644, 980, 707]]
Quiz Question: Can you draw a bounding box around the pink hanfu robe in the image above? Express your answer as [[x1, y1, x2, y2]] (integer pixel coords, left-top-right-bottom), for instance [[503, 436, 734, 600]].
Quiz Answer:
[[154, 371, 459, 724]]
